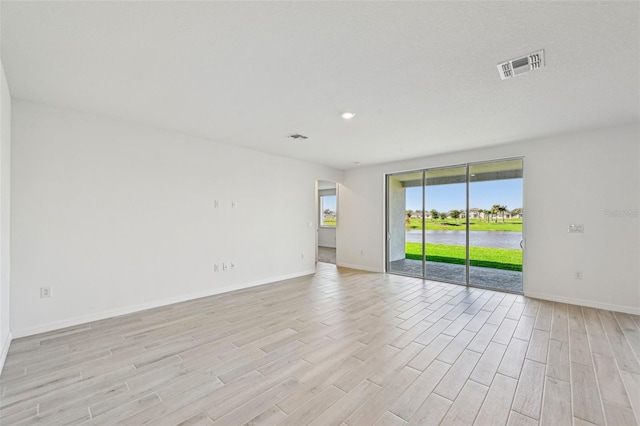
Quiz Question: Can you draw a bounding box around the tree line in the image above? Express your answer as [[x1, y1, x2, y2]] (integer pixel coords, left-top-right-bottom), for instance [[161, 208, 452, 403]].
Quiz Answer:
[[406, 205, 522, 223]]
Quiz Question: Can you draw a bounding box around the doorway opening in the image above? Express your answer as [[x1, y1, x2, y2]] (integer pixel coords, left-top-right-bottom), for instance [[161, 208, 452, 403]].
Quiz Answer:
[[386, 158, 523, 293], [317, 180, 337, 264]]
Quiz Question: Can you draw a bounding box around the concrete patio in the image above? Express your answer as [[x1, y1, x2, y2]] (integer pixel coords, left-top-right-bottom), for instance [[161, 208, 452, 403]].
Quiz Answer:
[[389, 258, 523, 293]]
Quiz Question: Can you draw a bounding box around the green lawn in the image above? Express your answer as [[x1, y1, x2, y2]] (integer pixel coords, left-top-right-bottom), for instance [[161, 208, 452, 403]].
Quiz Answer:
[[322, 218, 336, 226], [407, 218, 522, 232], [405, 242, 522, 271]]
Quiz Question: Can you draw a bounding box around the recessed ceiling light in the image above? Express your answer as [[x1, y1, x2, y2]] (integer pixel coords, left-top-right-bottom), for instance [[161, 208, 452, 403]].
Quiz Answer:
[[342, 112, 356, 120]]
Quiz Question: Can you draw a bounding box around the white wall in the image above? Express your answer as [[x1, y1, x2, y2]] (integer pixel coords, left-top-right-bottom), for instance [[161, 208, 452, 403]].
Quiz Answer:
[[318, 227, 336, 248], [387, 176, 406, 262], [338, 124, 640, 314], [318, 188, 336, 248], [11, 100, 342, 336], [8, 99, 640, 340], [0, 60, 12, 371]]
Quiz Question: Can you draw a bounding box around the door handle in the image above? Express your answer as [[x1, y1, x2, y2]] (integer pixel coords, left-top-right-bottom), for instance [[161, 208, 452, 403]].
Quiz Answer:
[[520, 239, 525, 249], [387, 231, 391, 241]]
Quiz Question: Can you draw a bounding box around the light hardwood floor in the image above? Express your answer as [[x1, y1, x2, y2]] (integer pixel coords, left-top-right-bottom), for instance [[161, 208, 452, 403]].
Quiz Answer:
[[1, 263, 639, 425]]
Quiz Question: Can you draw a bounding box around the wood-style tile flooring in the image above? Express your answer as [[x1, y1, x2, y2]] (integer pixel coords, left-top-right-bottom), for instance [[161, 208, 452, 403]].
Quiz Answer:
[[1, 263, 639, 425]]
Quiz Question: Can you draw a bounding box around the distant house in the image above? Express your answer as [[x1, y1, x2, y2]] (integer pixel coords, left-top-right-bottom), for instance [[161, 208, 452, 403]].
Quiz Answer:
[[469, 208, 482, 219]]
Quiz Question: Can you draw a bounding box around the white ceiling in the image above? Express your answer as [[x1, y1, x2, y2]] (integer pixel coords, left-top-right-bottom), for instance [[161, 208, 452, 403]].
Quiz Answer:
[[1, 1, 638, 170]]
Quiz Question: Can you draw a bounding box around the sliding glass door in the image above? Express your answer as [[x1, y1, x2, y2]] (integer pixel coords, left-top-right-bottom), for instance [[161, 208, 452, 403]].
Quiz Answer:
[[424, 166, 467, 285], [385, 158, 524, 293], [469, 159, 523, 292]]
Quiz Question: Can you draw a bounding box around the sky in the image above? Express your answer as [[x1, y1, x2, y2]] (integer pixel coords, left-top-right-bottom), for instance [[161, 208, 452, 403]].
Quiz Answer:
[[406, 178, 523, 212], [321, 194, 337, 211]]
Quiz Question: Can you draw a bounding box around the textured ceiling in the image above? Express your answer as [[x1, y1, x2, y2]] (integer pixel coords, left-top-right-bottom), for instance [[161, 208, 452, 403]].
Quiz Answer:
[[1, 1, 638, 170]]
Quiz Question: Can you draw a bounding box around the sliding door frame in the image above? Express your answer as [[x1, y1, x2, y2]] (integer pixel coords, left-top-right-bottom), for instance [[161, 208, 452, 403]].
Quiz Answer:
[[465, 163, 471, 286], [385, 157, 524, 294], [421, 170, 426, 278]]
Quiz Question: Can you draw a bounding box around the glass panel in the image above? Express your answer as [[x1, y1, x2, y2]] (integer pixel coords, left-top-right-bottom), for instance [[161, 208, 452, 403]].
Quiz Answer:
[[468, 159, 523, 292], [320, 195, 337, 227], [424, 166, 468, 284], [387, 171, 424, 277]]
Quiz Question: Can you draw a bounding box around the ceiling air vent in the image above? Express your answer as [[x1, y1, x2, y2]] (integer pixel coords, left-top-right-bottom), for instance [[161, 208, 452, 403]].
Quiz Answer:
[[497, 50, 544, 80], [288, 133, 308, 140]]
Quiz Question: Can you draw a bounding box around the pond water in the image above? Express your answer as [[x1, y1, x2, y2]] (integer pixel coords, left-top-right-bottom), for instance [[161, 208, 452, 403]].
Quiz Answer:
[[405, 230, 522, 249]]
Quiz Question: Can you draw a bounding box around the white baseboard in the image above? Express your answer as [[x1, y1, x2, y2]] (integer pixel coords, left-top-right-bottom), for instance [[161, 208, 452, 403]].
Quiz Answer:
[[336, 262, 384, 273], [318, 245, 336, 249], [525, 291, 640, 315], [12, 270, 316, 339], [0, 332, 12, 375]]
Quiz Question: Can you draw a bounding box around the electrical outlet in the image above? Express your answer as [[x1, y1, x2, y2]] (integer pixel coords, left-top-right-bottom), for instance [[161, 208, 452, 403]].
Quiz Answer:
[[360, 249, 364, 255], [213, 200, 219, 208], [40, 287, 52, 298], [300, 253, 304, 260], [575, 271, 583, 280], [213, 264, 219, 272]]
